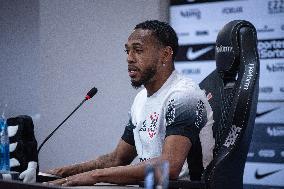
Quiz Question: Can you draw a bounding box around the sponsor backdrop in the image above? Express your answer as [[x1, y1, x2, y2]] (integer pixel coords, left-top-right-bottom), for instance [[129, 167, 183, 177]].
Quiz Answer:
[[170, 0, 284, 188]]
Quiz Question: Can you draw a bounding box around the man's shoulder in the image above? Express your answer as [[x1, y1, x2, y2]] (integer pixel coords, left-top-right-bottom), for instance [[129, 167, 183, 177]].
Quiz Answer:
[[169, 72, 197, 91], [168, 74, 202, 99], [164, 73, 210, 110]]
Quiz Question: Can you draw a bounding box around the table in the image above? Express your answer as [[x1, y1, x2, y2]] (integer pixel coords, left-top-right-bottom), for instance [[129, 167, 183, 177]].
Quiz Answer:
[[0, 179, 142, 189]]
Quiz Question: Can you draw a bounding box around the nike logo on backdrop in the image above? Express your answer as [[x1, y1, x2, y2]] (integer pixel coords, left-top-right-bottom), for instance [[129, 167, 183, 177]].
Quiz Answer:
[[256, 107, 279, 118], [255, 169, 282, 179], [186, 46, 214, 60]]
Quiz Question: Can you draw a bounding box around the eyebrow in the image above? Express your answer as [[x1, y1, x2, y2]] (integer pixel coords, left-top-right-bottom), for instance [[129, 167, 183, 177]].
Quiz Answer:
[[125, 42, 143, 48]]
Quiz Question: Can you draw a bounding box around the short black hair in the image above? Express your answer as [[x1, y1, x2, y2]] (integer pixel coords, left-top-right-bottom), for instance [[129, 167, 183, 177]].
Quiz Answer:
[[134, 20, 179, 61]]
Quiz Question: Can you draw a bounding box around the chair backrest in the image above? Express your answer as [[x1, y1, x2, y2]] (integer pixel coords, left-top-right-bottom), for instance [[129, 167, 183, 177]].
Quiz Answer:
[[199, 20, 259, 189], [7, 115, 38, 173]]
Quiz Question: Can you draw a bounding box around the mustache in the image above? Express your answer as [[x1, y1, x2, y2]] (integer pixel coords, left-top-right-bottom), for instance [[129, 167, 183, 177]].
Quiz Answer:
[[128, 65, 140, 71]]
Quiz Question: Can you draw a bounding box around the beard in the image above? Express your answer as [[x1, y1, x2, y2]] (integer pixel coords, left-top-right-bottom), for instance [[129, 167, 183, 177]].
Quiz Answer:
[[131, 66, 157, 89]]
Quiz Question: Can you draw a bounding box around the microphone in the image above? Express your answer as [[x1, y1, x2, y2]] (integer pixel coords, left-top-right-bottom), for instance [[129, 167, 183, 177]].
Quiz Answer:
[[85, 87, 98, 100], [37, 87, 98, 153]]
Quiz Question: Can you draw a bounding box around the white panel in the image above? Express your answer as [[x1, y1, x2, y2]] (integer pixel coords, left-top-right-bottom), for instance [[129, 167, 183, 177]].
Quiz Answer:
[[175, 61, 215, 83], [244, 162, 284, 186]]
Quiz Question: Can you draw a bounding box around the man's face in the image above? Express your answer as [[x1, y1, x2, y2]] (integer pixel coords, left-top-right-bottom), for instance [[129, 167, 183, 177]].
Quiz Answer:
[[125, 29, 162, 88]]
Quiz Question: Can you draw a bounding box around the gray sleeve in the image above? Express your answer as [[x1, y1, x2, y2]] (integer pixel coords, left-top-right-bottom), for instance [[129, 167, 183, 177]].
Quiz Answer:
[[165, 91, 207, 144], [121, 119, 135, 146]]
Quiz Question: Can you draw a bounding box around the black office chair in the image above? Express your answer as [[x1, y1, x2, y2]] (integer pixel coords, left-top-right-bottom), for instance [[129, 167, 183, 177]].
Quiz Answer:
[[145, 20, 259, 189], [199, 19, 259, 189]]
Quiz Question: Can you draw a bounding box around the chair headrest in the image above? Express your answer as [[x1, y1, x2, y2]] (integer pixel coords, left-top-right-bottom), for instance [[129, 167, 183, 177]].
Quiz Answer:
[[215, 20, 256, 78]]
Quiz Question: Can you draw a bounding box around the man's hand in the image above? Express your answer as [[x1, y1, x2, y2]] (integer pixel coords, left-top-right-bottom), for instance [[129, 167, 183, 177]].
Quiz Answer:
[[45, 136, 191, 186], [45, 139, 136, 178], [46, 170, 98, 186], [46, 164, 81, 178], [46, 167, 63, 177]]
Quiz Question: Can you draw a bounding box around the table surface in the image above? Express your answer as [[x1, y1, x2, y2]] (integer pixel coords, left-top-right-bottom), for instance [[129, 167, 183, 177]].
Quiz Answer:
[[66, 183, 141, 189], [0, 179, 143, 189]]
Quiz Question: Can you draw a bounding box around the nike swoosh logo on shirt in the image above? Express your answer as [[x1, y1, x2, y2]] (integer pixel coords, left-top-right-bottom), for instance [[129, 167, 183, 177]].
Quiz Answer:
[[256, 107, 279, 118], [255, 169, 282, 179], [186, 46, 214, 60]]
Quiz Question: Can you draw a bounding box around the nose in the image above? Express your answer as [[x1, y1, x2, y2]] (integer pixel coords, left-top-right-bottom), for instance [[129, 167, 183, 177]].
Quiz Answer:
[[127, 51, 135, 64]]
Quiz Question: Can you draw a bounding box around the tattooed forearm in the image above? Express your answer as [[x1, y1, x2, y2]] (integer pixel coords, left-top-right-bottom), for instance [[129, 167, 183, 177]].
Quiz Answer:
[[79, 152, 119, 173], [92, 153, 119, 169]]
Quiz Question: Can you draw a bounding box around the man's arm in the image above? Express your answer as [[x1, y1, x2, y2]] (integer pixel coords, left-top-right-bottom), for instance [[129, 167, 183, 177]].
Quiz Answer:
[[49, 135, 191, 186], [47, 139, 137, 177]]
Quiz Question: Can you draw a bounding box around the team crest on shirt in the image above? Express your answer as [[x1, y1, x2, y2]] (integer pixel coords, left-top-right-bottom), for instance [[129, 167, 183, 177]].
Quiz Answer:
[[138, 112, 159, 139]]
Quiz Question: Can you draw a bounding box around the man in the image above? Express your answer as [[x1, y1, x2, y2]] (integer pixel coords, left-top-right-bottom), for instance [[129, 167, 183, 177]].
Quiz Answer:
[[47, 20, 214, 186]]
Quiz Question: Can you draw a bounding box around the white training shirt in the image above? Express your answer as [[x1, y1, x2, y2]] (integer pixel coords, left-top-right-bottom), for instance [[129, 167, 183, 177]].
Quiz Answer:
[[122, 70, 215, 179]]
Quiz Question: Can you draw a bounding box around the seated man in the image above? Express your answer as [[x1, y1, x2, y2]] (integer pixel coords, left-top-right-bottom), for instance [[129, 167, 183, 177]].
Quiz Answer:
[[47, 20, 215, 186]]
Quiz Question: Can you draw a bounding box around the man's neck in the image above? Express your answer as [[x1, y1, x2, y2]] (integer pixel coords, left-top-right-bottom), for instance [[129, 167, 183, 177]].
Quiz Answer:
[[145, 68, 174, 97]]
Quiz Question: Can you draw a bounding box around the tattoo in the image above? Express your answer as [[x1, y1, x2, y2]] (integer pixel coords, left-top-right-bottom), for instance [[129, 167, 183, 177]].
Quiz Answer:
[[92, 153, 118, 169], [78, 152, 118, 173]]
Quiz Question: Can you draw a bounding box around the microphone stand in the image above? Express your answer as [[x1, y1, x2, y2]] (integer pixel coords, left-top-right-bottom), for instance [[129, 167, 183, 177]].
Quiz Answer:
[[37, 98, 87, 154]]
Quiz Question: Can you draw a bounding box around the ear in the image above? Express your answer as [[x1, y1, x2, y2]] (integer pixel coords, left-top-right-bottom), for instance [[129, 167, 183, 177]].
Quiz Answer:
[[161, 46, 173, 63]]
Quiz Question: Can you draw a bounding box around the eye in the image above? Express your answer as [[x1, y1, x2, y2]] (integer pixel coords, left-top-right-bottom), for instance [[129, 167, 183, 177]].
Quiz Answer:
[[134, 49, 143, 54]]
